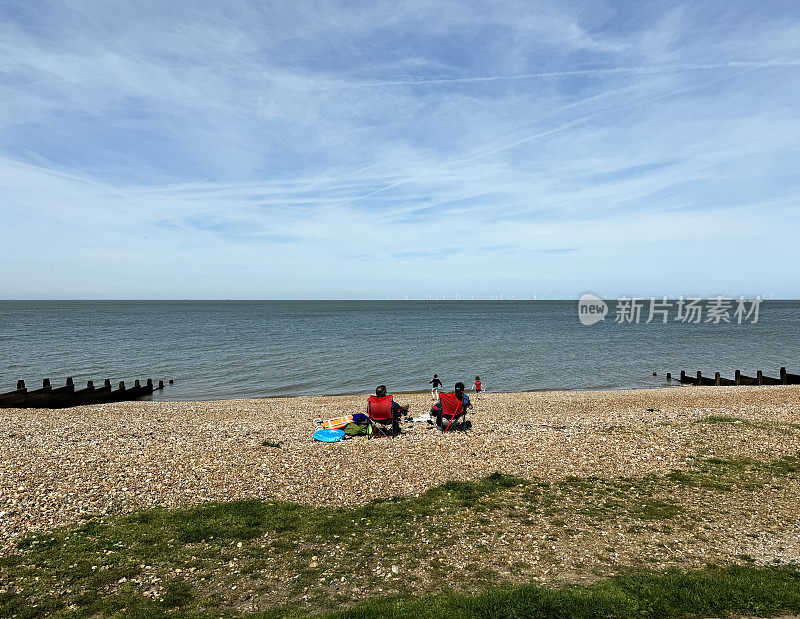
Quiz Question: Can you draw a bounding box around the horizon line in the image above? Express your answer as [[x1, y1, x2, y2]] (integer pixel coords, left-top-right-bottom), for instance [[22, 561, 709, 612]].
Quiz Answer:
[[0, 297, 791, 302]]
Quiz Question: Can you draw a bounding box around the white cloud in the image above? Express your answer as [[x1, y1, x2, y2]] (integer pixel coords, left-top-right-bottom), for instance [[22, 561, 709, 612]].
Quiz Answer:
[[1, 0, 799, 297]]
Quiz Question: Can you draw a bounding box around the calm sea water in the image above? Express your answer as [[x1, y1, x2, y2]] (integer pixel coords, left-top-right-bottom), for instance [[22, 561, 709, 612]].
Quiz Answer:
[[0, 301, 798, 401]]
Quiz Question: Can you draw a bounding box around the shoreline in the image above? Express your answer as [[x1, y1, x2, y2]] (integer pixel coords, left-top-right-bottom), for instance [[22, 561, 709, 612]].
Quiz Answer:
[[155, 381, 684, 402]]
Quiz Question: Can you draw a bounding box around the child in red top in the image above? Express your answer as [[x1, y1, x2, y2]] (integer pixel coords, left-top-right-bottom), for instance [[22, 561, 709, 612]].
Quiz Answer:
[[473, 376, 482, 397]]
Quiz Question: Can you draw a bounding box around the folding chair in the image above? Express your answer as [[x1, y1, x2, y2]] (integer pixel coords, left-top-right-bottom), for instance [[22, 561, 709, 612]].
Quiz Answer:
[[366, 395, 399, 438], [438, 392, 469, 433]]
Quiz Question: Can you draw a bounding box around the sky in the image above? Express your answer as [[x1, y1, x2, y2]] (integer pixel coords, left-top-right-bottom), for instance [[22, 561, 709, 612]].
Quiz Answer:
[[1, 0, 799, 300]]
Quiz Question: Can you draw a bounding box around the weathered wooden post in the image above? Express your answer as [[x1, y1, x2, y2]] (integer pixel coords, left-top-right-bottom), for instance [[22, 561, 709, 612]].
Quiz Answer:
[[781, 367, 787, 385], [697, 370, 702, 386], [680, 370, 686, 382], [666, 372, 671, 382], [757, 370, 763, 386], [735, 370, 741, 386], [715, 372, 721, 386], [3, 373, 178, 408]]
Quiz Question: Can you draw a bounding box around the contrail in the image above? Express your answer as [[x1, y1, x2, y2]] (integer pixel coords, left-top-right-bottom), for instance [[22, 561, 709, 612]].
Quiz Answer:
[[317, 59, 800, 90], [0, 76, 103, 90], [347, 73, 739, 203], [348, 84, 646, 202], [350, 112, 606, 202]]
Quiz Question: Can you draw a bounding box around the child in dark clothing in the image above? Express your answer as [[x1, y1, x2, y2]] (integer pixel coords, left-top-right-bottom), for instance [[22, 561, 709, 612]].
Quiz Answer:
[[429, 374, 443, 400]]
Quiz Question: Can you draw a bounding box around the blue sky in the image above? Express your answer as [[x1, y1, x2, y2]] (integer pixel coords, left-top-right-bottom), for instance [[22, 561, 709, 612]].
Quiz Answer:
[[1, 0, 799, 299]]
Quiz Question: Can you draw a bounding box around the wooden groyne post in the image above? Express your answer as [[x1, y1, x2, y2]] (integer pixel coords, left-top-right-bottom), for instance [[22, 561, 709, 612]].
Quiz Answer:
[[714, 372, 736, 386], [673, 367, 798, 388], [735, 370, 758, 386], [757, 370, 781, 385], [0, 376, 168, 408], [696, 371, 715, 386], [781, 367, 800, 385]]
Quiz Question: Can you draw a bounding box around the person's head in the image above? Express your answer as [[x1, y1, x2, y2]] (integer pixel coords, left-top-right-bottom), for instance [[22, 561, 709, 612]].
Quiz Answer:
[[375, 385, 387, 397], [454, 382, 465, 398], [475, 376, 480, 381], [433, 374, 438, 378]]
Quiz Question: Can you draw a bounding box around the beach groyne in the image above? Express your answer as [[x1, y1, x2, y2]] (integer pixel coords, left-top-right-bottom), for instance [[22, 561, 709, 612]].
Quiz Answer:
[[0, 377, 164, 408], [670, 366, 800, 386]]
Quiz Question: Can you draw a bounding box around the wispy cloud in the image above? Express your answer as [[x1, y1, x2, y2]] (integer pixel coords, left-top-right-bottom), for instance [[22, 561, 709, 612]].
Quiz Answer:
[[1, 0, 799, 298]]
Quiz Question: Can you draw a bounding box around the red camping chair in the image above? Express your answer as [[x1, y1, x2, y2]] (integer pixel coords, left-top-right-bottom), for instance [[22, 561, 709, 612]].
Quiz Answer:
[[438, 392, 468, 433], [367, 395, 398, 438]]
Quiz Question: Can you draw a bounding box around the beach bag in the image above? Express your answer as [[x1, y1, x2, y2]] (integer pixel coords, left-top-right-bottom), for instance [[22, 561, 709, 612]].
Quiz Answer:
[[344, 421, 371, 436]]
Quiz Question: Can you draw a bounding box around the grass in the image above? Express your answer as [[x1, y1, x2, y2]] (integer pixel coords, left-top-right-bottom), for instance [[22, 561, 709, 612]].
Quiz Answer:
[[2, 455, 800, 617], [697, 415, 758, 425], [324, 564, 800, 618], [694, 415, 800, 435], [1, 475, 523, 616], [666, 454, 800, 491]]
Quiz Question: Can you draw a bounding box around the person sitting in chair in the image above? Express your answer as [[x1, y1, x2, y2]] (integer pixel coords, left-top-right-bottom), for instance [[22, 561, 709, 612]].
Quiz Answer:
[[366, 385, 409, 436], [430, 382, 472, 431]]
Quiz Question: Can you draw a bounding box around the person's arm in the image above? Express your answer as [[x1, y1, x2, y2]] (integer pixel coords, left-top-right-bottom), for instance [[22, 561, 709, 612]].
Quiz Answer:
[[392, 401, 409, 415]]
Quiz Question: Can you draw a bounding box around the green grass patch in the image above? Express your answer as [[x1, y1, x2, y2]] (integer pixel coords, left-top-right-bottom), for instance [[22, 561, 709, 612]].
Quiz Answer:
[[697, 415, 754, 425], [667, 454, 800, 491], [323, 564, 800, 619], [1, 474, 524, 616], [2, 455, 800, 617], [694, 416, 800, 435]]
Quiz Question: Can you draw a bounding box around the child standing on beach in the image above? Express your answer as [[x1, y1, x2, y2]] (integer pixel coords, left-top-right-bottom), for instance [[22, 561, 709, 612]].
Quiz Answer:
[[429, 374, 443, 400], [473, 376, 482, 398]]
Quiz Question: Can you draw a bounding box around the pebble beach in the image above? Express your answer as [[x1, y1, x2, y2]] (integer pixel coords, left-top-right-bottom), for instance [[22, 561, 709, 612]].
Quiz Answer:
[[2, 385, 800, 557]]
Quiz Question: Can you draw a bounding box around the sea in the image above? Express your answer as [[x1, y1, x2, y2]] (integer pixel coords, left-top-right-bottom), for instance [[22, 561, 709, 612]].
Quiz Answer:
[[0, 300, 798, 401]]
